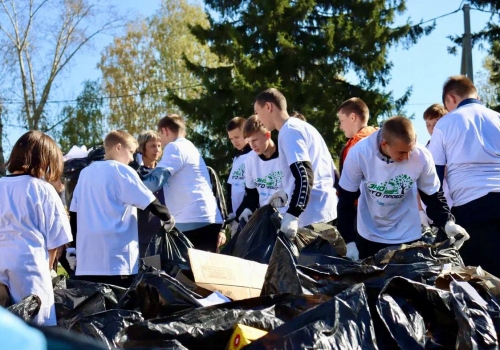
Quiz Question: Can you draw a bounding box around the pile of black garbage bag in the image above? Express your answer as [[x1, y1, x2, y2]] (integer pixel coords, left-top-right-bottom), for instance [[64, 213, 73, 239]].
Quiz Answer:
[[6, 204, 500, 349]]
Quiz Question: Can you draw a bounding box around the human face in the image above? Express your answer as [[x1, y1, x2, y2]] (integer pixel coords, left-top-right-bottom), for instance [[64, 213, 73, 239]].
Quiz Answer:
[[425, 118, 440, 136], [144, 139, 162, 161], [115, 143, 136, 165], [253, 101, 275, 131], [227, 128, 247, 151], [337, 110, 356, 138], [381, 138, 415, 162], [247, 131, 270, 155]]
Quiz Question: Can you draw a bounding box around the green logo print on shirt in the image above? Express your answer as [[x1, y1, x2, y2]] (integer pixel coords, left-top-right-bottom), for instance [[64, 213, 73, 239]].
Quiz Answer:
[[232, 164, 245, 180], [366, 174, 414, 200], [255, 171, 284, 190]]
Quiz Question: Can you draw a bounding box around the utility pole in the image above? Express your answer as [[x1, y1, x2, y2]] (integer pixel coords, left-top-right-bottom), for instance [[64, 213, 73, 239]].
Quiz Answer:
[[461, 3, 474, 82]]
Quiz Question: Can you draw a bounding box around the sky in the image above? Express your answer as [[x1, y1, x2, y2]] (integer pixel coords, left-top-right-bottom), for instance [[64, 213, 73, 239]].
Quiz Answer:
[[2, 0, 494, 152]]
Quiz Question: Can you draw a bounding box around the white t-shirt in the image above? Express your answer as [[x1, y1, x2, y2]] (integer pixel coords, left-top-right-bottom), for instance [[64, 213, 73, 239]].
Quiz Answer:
[[71, 160, 155, 276], [0, 175, 72, 326], [245, 149, 285, 211], [428, 101, 500, 207], [278, 118, 338, 227], [228, 152, 249, 214], [339, 130, 440, 244], [158, 137, 222, 224]]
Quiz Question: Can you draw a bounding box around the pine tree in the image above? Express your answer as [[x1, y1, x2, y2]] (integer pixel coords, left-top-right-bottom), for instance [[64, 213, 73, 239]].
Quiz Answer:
[[171, 0, 432, 175]]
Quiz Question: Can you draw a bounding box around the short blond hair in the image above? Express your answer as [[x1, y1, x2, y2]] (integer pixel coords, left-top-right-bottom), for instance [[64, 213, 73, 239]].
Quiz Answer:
[[104, 130, 138, 151], [137, 130, 161, 154], [423, 104, 447, 121], [243, 115, 268, 138]]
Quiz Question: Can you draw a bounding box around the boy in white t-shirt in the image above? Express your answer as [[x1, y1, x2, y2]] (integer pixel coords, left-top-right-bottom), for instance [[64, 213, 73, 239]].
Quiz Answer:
[[337, 116, 469, 260], [428, 75, 500, 276], [157, 114, 225, 252], [70, 130, 174, 287], [235, 115, 284, 222], [253, 88, 338, 238], [225, 117, 252, 236]]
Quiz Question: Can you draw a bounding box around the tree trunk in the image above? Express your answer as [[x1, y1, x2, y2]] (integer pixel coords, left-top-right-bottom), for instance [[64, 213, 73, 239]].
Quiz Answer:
[[0, 117, 5, 177]]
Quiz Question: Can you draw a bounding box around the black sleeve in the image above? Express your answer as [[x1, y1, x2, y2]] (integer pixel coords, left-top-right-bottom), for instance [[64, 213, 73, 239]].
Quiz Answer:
[[435, 165, 445, 191], [69, 211, 77, 248], [418, 189, 454, 227], [226, 182, 233, 213], [145, 198, 172, 222], [235, 187, 259, 219], [334, 168, 341, 192], [286, 161, 314, 217], [336, 186, 360, 244]]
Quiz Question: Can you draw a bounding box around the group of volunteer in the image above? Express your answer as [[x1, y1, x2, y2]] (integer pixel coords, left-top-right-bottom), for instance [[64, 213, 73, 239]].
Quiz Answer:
[[0, 75, 499, 327]]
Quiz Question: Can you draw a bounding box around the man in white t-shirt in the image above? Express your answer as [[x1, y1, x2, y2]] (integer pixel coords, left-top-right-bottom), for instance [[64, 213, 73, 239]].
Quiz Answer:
[[428, 75, 500, 276], [337, 116, 469, 260], [253, 88, 338, 238], [157, 114, 225, 252], [225, 117, 252, 236], [70, 130, 174, 287], [235, 115, 284, 223]]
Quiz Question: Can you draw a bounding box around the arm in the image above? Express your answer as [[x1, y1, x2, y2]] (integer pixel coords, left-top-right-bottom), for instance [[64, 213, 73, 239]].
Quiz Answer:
[[418, 190, 453, 227], [334, 168, 341, 192], [336, 186, 360, 243], [226, 183, 233, 213], [286, 161, 314, 217], [235, 187, 259, 219], [145, 198, 172, 222], [141, 167, 171, 192]]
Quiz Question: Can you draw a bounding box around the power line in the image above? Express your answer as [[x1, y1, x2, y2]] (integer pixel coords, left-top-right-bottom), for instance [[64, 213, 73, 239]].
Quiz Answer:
[[412, 7, 461, 27], [0, 83, 205, 105]]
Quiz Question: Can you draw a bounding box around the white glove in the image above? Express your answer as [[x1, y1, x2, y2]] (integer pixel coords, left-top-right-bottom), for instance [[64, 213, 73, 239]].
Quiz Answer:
[[66, 248, 77, 270], [346, 242, 359, 260], [239, 208, 253, 223], [419, 210, 431, 228], [268, 189, 288, 208], [161, 215, 176, 232], [280, 213, 298, 239], [444, 221, 470, 249], [230, 220, 239, 238], [226, 212, 236, 223], [50, 269, 58, 278]]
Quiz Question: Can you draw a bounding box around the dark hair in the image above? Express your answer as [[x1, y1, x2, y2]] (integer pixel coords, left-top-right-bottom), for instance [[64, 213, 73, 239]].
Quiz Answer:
[[423, 104, 447, 121], [442, 75, 477, 104], [157, 114, 186, 134], [226, 117, 246, 132], [381, 116, 416, 145], [291, 111, 306, 121], [255, 88, 287, 111], [104, 130, 138, 150], [243, 114, 268, 138], [6, 130, 63, 182], [337, 98, 369, 123]]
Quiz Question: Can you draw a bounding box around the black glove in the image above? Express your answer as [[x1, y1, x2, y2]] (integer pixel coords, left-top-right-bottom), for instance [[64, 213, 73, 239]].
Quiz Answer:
[[161, 216, 176, 232]]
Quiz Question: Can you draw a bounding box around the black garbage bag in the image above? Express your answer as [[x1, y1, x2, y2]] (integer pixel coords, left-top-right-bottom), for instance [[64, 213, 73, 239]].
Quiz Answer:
[[246, 284, 377, 350], [116, 293, 329, 349], [62, 157, 89, 208], [7, 295, 41, 322], [52, 274, 67, 290], [117, 270, 203, 320], [449, 280, 500, 349], [145, 226, 194, 276], [261, 236, 307, 296], [34, 323, 111, 350], [367, 239, 464, 267], [55, 279, 126, 328], [296, 222, 346, 257], [87, 144, 105, 161], [70, 309, 144, 348], [377, 276, 457, 349]]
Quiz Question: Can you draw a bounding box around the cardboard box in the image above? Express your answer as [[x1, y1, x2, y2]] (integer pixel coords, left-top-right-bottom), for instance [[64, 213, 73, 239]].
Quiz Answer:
[[187, 248, 268, 300], [228, 324, 268, 350]]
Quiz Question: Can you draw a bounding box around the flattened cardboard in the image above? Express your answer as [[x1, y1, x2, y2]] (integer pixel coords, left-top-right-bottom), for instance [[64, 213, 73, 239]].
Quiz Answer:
[[187, 248, 268, 300]]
